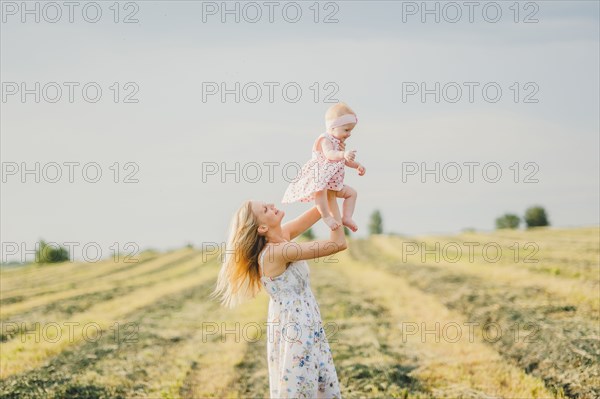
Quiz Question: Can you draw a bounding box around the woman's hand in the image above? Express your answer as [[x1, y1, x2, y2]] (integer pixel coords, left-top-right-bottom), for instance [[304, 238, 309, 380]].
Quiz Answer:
[[275, 193, 346, 263]]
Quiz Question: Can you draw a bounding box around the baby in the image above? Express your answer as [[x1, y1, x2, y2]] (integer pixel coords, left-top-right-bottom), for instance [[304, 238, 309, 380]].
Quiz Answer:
[[282, 102, 366, 231]]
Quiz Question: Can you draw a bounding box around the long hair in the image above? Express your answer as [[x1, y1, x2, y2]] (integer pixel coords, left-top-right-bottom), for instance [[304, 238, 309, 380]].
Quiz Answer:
[[209, 200, 267, 309]]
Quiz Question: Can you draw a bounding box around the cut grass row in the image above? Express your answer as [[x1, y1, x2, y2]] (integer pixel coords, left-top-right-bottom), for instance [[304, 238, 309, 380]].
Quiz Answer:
[[0, 250, 218, 378], [213, 249, 554, 398], [334, 250, 554, 398], [410, 227, 599, 281], [0, 249, 194, 305], [357, 238, 598, 399], [2, 228, 596, 398], [372, 234, 599, 317], [0, 250, 162, 295], [0, 252, 268, 398], [1, 249, 201, 320]]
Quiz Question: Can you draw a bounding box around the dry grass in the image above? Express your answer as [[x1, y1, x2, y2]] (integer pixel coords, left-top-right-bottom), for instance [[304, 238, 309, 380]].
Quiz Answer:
[[1, 251, 217, 378], [1, 226, 597, 398]]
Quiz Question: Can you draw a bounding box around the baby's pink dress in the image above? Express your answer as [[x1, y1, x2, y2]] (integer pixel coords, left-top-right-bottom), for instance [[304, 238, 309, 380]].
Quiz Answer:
[[282, 132, 345, 203]]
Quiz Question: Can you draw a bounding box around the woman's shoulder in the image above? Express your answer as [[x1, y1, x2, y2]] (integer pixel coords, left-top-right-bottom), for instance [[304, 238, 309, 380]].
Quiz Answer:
[[260, 244, 293, 278]]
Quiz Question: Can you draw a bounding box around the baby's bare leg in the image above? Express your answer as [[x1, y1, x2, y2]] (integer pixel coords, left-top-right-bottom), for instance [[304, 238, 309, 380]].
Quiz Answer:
[[327, 189, 342, 222], [335, 185, 358, 232], [315, 189, 340, 230]]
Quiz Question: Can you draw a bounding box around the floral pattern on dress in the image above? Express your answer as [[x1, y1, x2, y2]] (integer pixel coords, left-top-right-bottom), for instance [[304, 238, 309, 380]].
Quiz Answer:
[[260, 250, 342, 398]]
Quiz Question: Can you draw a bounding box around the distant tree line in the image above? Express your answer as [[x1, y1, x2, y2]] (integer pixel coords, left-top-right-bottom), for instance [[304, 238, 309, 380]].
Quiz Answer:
[[496, 205, 550, 230], [35, 240, 69, 263]]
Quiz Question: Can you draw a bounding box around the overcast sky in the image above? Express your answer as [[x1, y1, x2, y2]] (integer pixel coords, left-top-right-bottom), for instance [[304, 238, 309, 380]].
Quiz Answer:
[[1, 1, 599, 262]]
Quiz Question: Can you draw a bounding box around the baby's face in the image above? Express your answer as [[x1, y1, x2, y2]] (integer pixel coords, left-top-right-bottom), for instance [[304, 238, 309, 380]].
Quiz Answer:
[[330, 123, 356, 142]]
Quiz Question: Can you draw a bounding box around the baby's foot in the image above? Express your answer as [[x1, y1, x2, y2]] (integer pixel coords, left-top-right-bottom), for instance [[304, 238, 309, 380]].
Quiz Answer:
[[342, 217, 358, 232], [324, 216, 341, 231]]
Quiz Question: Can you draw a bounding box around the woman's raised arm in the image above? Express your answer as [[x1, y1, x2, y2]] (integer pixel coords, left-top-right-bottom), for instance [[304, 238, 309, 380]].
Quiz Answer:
[[275, 192, 347, 263], [282, 206, 321, 240]]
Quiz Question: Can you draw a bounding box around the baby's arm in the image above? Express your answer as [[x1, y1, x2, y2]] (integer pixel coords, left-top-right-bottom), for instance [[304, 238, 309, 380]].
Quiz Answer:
[[345, 159, 361, 169], [345, 158, 366, 176], [321, 139, 346, 161]]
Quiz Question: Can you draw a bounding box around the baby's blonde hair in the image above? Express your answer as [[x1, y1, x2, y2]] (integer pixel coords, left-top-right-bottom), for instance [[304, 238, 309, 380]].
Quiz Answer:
[[209, 200, 266, 309], [325, 102, 356, 122]]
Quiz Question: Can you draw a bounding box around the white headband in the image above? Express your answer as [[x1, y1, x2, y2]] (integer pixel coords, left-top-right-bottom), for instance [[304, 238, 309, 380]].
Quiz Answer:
[[325, 114, 358, 130]]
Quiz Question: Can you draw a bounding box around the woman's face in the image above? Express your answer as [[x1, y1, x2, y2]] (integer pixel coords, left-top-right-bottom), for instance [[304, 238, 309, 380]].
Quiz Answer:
[[251, 201, 285, 233]]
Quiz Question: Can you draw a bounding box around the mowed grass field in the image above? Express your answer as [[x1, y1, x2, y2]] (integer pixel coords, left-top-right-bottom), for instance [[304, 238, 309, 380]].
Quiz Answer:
[[0, 226, 598, 399]]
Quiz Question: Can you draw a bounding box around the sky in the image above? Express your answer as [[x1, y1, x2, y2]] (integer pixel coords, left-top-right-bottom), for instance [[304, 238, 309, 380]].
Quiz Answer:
[[1, 1, 599, 262]]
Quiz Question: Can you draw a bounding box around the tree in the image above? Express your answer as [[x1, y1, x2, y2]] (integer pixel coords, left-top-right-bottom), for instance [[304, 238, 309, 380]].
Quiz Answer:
[[344, 227, 351, 237], [524, 206, 549, 228], [495, 213, 521, 229], [36, 240, 69, 264], [300, 228, 315, 240], [368, 210, 383, 235]]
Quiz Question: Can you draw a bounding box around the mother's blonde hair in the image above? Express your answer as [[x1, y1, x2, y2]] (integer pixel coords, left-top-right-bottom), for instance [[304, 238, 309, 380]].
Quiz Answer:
[[210, 200, 266, 309]]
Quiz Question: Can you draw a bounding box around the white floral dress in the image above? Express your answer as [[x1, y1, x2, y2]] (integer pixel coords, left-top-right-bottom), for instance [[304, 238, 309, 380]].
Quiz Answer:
[[259, 244, 342, 398]]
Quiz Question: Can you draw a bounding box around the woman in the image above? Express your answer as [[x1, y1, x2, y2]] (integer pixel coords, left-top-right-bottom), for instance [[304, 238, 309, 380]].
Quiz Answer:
[[210, 190, 347, 398]]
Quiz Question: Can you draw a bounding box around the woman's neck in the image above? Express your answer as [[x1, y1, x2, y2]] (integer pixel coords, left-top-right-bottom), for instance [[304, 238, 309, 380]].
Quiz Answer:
[[265, 228, 287, 243]]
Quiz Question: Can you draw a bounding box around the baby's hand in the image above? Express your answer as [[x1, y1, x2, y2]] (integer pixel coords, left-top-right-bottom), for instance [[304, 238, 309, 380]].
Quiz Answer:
[[357, 164, 366, 176], [344, 150, 356, 162], [339, 141, 346, 151]]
